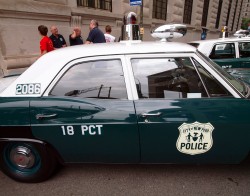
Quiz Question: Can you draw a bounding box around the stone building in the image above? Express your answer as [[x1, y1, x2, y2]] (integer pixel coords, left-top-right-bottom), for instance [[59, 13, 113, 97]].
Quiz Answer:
[[0, 0, 248, 73], [242, 0, 250, 18]]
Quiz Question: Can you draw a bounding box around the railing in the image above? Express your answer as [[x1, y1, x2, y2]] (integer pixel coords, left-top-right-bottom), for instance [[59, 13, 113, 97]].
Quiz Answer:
[[77, 0, 112, 12]]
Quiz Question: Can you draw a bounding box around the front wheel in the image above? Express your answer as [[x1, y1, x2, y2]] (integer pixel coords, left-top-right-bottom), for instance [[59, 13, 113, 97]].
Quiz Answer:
[[0, 142, 57, 183]]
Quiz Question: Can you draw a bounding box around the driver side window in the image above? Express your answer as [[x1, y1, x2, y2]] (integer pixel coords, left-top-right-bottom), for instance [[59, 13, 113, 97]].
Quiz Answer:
[[131, 57, 208, 99], [239, 42, 250, 58]]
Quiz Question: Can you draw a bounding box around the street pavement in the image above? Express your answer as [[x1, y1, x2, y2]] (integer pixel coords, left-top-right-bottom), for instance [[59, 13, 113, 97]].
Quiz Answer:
[[1, 164, 250, 196]]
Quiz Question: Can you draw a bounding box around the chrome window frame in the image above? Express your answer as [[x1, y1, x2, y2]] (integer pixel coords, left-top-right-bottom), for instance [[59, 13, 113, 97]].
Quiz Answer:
[[125, 52, 241, 100], [43, 55, 135, 100]]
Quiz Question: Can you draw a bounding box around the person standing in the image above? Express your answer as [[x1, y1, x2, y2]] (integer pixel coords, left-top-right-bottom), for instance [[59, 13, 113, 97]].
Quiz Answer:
[[69, 27, 83, 46], [104, 25, 116, 43], [85, 20, 106, 44], [38, 25, 54, 56], [50, 25, 67, 49]]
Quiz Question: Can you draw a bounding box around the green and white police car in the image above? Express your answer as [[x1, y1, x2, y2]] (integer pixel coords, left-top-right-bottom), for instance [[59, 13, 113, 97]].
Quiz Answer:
[[189, 36, 250, 83], [0, 26, 250, 183]]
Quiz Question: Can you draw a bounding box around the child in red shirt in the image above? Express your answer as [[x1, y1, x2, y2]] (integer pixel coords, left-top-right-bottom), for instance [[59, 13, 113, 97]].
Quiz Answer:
[[38, 25, 54, 56]]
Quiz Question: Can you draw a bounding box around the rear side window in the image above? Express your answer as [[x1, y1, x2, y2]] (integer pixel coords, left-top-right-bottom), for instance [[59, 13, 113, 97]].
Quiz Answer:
[[239, 42, 250, 58], [209, 43, 235, 59], [50, 59, 127, 99]]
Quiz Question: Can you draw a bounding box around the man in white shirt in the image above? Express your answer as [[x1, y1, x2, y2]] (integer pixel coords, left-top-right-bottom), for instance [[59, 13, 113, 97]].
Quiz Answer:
[[104, 25, 116, 43]]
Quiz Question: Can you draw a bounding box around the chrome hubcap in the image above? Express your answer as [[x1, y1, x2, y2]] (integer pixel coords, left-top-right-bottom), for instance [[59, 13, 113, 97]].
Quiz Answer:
[[10, 146, 35, 169]]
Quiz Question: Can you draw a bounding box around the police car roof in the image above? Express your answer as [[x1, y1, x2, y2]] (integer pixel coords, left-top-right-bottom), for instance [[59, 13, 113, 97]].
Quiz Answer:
[[53, 41, 196, 57], [34, 41, 196, 75], [189, 36, 250, 44], [1, 41, 196, 97]]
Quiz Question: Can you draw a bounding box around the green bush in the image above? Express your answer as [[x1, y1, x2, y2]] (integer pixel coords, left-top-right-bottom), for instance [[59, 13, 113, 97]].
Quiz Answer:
[[241, 18, 250, 30]]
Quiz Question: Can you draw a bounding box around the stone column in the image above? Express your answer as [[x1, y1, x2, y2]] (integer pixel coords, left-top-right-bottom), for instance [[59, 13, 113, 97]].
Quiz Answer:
[[192, 0, 203, 27], [220, 1, 229, 29], [207, 0, 219, 30], [0, 49, 7, 76], [227, 0, 237, 31], [167, 0, 184, 23], [70, 15, 82, 28], [233, 0, 244, 31]]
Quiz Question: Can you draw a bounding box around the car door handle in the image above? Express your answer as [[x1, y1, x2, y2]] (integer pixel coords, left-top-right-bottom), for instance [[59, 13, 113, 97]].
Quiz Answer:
[[36, 113, 57, 120], [141, 112, 162, 118]]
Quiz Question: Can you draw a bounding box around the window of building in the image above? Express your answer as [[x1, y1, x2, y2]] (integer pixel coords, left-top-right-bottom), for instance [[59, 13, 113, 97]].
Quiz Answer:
[[77, 0, 112, 11], [152, 0, 168, 20], [201, 0, 210, 27], [183, 0, 193, 24], [209, 43, 236, 59], [215, 0, 223, 29], [50, 60, 127, 99]]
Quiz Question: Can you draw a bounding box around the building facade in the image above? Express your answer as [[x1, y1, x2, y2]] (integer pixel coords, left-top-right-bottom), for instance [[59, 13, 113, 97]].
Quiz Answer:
[[242, 0, 250, 18], [0, 0, 248, 73]]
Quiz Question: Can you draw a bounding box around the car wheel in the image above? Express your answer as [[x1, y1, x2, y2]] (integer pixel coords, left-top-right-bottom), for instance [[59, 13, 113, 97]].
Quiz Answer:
[[0, 142, 57, 183]]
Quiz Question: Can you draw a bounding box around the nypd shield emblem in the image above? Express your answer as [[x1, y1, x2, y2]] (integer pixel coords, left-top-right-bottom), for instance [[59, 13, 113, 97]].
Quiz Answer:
[[176, 122, 214, 155]]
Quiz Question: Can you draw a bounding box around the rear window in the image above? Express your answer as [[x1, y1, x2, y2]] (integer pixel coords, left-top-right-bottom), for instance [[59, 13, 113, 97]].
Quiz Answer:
[[209, 43, 236, 59]]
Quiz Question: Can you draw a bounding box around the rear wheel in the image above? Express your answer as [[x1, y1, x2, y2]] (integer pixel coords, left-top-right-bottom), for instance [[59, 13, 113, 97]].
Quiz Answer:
[[0, 142, 57, 183]]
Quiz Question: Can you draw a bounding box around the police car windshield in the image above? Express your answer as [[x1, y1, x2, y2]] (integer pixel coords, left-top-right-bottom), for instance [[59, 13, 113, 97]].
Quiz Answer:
[[197, 51, 247, 96]]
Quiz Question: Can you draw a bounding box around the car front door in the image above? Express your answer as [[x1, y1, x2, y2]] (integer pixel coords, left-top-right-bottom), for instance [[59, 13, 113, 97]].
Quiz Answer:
[[238, 41, 250, 66], [30, 57, 140, 163], [234, 41, 250, 83], [127, 54, 250, 164]]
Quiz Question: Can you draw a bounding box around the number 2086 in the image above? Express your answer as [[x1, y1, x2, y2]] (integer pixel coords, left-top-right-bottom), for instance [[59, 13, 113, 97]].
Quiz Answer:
[[16, 84, 41, 95]]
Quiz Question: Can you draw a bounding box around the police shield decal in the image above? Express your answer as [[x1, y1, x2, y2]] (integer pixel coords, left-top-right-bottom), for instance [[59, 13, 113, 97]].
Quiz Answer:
[[176, 122, 214, 155]]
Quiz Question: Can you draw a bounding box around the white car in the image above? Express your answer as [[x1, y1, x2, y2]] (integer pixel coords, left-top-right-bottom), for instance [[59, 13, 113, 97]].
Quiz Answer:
[[189, 37, 250, 83]]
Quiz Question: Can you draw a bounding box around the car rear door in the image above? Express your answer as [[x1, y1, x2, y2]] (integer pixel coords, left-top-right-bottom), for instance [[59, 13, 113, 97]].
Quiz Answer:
[[30, 56, 140, 163], [126, 53, 250, 164]]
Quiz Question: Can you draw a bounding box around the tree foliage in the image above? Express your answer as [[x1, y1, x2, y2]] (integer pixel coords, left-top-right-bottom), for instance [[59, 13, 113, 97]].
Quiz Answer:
[[241, 18, 250, 29]]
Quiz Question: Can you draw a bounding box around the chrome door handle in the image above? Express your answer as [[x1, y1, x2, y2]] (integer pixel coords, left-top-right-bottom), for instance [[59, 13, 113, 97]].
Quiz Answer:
[[36, 113, 57, 120], [141, 112, 162, 118]]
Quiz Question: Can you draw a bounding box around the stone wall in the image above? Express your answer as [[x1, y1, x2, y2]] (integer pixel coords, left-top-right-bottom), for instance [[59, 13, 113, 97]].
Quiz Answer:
[[0, 0, 246, 73], [0, 0, 71, 73]]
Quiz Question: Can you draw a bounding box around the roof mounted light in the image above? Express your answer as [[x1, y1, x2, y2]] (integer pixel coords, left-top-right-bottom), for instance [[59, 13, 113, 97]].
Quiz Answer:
[[233, 29, 249, 37], [120, 12, 141, 41], [151, 24, 187, 42]]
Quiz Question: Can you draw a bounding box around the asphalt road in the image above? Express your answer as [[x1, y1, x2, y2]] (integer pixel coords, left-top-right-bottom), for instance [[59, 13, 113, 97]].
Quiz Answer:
[[1, 164, 250, 196]]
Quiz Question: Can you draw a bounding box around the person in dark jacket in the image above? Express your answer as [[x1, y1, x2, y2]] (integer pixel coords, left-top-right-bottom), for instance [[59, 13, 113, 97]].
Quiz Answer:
[[50, 25, 67, 49], [69, 27, 83, 46], [85, 20, 106, 44]]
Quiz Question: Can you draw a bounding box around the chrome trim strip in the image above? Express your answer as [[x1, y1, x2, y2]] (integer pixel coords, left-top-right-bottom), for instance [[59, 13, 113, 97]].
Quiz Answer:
[[0, 138, 45, 144]]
